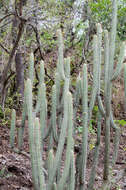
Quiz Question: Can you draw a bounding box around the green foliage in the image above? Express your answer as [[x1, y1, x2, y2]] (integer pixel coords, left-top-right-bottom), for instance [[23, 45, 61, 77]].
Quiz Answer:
[[114, 119, 126, 127], [89, 0, 112, 29]]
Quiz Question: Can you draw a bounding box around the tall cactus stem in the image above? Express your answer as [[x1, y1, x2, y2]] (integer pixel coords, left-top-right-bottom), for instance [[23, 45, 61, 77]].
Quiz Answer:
[[18, 87, 27, 150], [25, 79, 39, 189], [69, 151, 75, 190], [10, 109, 16, 148], [97, 23, 102, 95], [48, 85, 69, 190], [124, 63, 126, 112], [57, 92, 74, 190], [34, 117, 46, 190], [88, 35, 99, 121], [80, 64, 88, 190], [28, 52, 34, 85], [39, 60, 45, 84], [87, 111, 102, 190], [51, 84, 58, 142], [57, 29, 65, 80], [109, 0, 117, 76], [40, 83, 47, 140], [111, 42, 125, 81], [64, 57, 70, 78]]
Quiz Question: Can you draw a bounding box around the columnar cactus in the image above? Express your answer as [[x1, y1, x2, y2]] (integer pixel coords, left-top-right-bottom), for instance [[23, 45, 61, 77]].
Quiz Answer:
[[9, 1, 125, 189], [10, 109, 16, 148], [79, 64, 88, 190]]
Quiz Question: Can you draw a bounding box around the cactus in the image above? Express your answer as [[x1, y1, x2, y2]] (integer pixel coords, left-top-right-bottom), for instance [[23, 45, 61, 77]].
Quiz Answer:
[[57, 29, 65, 80], [87, 112, 102, 190], [124, 63, 126, 111], [9, 1, 125, 187], [48, 83, 70, 190], [79, 64, 88, 190], [35, 61, 45, 113], [51, 84, 57, 142], [18, 87, 27, 150], [28, 52, 34, 85], [88, 35, 99, 121], [39, 82, 47, 141], [57, 92, 74, 190], [10, 109, 16, 148], [69, 151, 75, 190], [25, 79, 39, 190], [34, 117, 46, 190], [64, 57, 70, 78]]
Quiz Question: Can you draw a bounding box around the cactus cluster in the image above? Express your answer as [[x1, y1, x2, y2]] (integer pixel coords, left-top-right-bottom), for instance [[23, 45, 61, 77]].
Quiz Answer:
[[9, 0, 126, 189]]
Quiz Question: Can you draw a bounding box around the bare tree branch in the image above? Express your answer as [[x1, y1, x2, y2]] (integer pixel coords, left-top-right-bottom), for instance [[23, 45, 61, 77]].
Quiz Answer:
[[0, 42, 10, 54]]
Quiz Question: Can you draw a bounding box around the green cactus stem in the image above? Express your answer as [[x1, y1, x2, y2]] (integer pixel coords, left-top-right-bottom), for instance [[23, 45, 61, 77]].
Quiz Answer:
[[111, 42, 125, 81], [57, 29, 65, 80], [79, 64, 88, 190], [28, 52, 34, 85], [40, 82, 47, 140], [18, 87, 27, 150], [34, 117, 46, 190], [88, 35, 99, 121], [25, 79, 39, 189], [48, 84, 69, 190], [109, 0, 117, 77], [87, 111, 102, 190], [64, 57, 70, 78], [10, 109, 16, 148], [97, 23, 102, 95], [51, 84, 58, 142], [69, 151, 75, 190], [124, 63, 126, 112], [57, 92, 74, 190], [35, 61, 45, 113]]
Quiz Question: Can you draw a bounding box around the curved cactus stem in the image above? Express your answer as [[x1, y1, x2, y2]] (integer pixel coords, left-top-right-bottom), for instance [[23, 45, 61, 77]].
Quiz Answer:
[[87, 111, 102, 190], [111, 42, 125, 81], [88, 35, 99, 121], [28, 52, 34, 85], [57, 92, 74, 190], [79, 64, 88, 190], [34, 118, 46, 190], [10, 109, 16, 148]]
